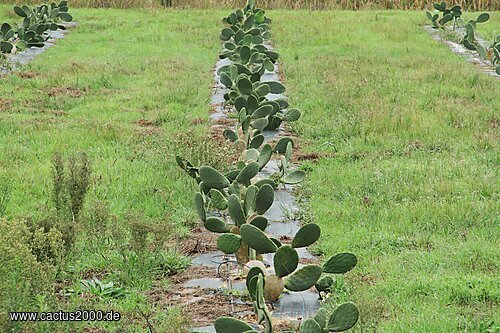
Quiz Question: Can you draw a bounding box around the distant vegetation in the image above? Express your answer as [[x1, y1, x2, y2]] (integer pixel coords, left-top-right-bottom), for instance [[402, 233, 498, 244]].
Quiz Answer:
[[0, 0, 497, 10]]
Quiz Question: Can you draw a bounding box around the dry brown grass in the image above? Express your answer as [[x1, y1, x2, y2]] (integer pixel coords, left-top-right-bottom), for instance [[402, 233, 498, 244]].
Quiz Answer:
[[0, 0, 497, 10]]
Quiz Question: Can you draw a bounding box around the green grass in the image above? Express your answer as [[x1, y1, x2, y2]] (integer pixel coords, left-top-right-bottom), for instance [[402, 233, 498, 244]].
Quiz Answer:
[[0, 6, 228, 333], [0, 5, 499, 333], [272, 9, 499, 333]]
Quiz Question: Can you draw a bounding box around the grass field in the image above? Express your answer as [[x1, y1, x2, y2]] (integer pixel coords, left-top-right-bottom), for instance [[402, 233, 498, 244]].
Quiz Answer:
[[0, 5, 498, 333]]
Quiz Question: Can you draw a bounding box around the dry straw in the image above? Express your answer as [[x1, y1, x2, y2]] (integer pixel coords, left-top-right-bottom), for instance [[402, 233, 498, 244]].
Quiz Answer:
[[0, 0, 496, 10]]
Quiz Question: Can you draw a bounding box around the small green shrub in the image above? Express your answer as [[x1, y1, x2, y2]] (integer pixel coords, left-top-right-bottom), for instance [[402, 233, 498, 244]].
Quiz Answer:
[[0, 218, 55, 331]]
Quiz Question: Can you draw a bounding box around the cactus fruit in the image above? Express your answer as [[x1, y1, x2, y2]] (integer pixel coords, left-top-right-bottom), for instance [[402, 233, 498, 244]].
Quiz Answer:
[[217, 233, 242, 254], [228, 194, 246, 226], [323, 253, 358, 274], [199, 166, 230, 189], [299, 318, 322, 333], [274, 245, 299, 277], [194, 192, 206, 222], [285, 265, 323, 292], [214, 317, 254, 333], [328, 302, 359, 332], [264, 274, 284, 301], [204, 217, 230, 233], [241, 224, 278, 253], [255, 183, 274, 215], [292, 223, 321, 248]]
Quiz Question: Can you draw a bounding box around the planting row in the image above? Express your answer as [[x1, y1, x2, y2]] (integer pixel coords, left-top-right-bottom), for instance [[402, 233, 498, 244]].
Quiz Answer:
[[0, 1, 73, 59], [178, 1, 359, 332], [425, 1, 499, 75]]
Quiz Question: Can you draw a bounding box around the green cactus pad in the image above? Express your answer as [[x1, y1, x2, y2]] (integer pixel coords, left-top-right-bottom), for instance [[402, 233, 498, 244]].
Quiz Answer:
[[328, 302, 359, 332], [299, 318, 321, 333], [249, 215, 268, 231], [223, 129, 238, 142], [236, 161, 259, 185], [217, 233, 242, 254], [214, 317, 254, 333], [251, 118, 269, 131], [258, 144, 273, 170], [283, 169, 306, 184], [284, 108, 301, 122], [255, 184, 274, 215], [274, 137, 294, 154], [250, 134, 265, 149], [209, 189, 228, 210], [292, 223, 321, 248], [240, 224, 278, 253], [314, 308, 331, 330], [274, 245, 299, 277], [265, 81, 285, 94], [285, 265, 323, 292], [315, 275, 334, 293], [255, 178, 277, 189], [199, 166, 230, 190], [194, 192, 206, 222], [252, 105, 273, 119], [323, 253, 358, 274], [238, 77, 253, 95], [204, 217, 230, 233], [246, 266, 265, 291], [228, 194, 246, 227], [244, 185, 258, 214]]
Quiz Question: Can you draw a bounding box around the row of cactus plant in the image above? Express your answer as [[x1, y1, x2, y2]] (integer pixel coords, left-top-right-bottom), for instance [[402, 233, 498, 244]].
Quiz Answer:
[[178, 0, 359, 332], [425, 1, 498, 75], [0, 1, 72, 59]]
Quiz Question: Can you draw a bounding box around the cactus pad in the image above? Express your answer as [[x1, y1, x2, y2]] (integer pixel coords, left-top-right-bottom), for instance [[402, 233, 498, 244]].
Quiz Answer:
[[204, 217, 230, 233], [274, 245, 299, 277], [214, 317, 254, 333], [285, 265, 323, 292], [299, 318, 321, 333], [228, 194, 246, 226], [217, 233, 242, 254], [194, 192, 206, 222], [328, 302, 359, 332], [292, 223, 321, 248], [240, 224, 278, 253], [323, 252, 357, 274], [255, 184, 274, 215], [199, 166, 230, 189]]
